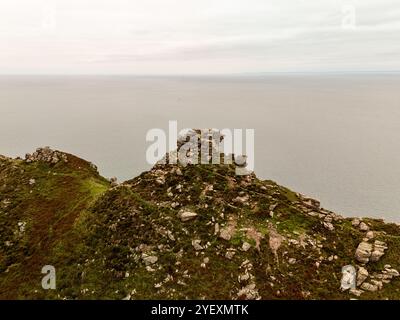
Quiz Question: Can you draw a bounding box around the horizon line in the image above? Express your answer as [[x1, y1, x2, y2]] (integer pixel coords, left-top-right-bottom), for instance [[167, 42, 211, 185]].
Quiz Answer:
[[1, 70, 400, 77]]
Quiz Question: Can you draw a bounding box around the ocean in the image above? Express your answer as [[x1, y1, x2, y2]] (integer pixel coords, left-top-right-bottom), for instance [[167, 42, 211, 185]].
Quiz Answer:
[[0, 74, 399, 221]]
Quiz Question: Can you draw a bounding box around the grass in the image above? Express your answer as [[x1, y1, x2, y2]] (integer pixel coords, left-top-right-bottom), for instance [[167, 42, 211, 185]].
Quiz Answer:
[[1, 153, 400, 300]]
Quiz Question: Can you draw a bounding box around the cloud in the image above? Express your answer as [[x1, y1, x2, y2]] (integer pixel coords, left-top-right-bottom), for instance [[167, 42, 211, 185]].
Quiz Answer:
[[0, 0, 399, 73]]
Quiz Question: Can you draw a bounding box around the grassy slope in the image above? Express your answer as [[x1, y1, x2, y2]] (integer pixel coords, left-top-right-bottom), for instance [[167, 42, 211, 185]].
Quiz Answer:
[[45, 163, 400, 299], [1, 152, 400, 300], [0, 153, 109, 299]]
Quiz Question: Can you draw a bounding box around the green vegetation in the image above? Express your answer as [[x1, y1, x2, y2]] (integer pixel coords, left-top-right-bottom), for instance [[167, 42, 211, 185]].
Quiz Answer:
[[0, 149, 400, 300]]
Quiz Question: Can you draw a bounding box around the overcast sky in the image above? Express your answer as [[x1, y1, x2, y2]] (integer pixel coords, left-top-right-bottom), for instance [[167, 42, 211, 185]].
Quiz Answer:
[[0, 0, 399, 74]]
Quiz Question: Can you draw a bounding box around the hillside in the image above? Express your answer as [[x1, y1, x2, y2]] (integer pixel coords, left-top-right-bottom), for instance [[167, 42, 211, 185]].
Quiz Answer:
[[1, 144, 400, 300]]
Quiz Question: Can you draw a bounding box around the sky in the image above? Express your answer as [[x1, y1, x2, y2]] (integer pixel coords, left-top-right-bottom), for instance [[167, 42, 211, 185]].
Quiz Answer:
[[0, 0, 399, 74]]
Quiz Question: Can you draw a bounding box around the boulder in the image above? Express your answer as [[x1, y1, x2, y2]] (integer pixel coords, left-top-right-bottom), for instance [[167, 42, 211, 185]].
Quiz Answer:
[[178, 210, 198, 222], [360, 282, 378, 292], [219, 220, 236, 241], [242, 242, 251, 252], [110, 177, 118, 187], [350, 288, 363, 297], [370, 250, 385, 262], [357, 267, 369, 286], [359, 222, 370, 232], [323, 222, 334, 231], [365, 231, 374, 239], [225, 250, 236, 260], [219, 228, 232, 241], [369, 240, 388, 262], [355, 241, 373, 264], [351, 218, 361, 227], [192, 240, 203, 251], [142, 254, 158, 266]]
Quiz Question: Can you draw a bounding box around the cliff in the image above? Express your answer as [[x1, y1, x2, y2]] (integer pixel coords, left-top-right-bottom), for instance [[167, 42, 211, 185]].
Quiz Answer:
[[1, 146, 400, 300]]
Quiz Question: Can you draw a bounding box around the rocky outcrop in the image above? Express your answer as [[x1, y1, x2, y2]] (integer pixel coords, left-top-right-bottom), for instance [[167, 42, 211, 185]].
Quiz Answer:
[[355, 240, 387, 264], [2, 139, 400, 300], [355, 241, 373, 264], [370, 240, 388, 262], [352, 218, 371, 232], [25, 147, 68, 164], [348, 236, 396, 297]]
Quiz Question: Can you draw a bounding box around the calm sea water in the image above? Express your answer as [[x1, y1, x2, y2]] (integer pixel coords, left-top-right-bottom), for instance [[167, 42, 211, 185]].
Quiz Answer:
[[0, 75, 399, 222]]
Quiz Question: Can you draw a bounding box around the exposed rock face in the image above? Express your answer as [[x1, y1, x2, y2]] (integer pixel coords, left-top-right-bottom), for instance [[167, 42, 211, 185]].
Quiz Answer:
[[355, 242, 373, 264], [349, 238, 397, 297], [25, 147, 68, 164], [355, 240, 387, 264], [370, 240, 388, 262], [357, 267, 369, 286]]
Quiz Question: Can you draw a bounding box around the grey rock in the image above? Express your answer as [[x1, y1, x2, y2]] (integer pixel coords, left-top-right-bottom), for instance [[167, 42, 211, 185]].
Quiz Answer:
[[385, 268, 400, 277], [192, 240, 203, 251], [357, 267, 369, 286], [219, 229, 232, 241], [302, 197, 321, 210], [359, 222, 370, 232], [350, 288, 363, 296], [355, 241, 373, 264], [142, 254, 158, 266], [365, 231, 374, 239], [178, 210, 198, 222], [242, 242, 251, 252], [351, 218, 361, 227], [323, 222, 334, 231], [110, 177, 118, 187], [369, 240, 388, 262], [360, 282, 378, 292], [370, 250, 385, 262], [25, 147, 68, 164], [225, 250, 236, 260]]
